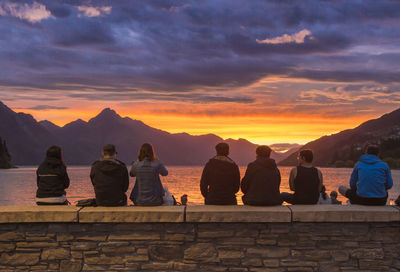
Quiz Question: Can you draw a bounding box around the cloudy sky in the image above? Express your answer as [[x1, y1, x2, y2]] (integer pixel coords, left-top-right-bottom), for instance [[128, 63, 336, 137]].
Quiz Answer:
[[1, 0, 400, 144]]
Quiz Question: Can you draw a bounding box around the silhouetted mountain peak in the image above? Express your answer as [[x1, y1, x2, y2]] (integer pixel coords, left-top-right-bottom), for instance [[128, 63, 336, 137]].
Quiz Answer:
[[89, 108, 121, 123], [63, 118, 87, 129], [39, 120, 60, 132]]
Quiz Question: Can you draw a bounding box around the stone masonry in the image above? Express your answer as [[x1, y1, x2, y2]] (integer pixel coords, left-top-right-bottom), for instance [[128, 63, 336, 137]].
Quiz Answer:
[[0, 205, 398, 271]]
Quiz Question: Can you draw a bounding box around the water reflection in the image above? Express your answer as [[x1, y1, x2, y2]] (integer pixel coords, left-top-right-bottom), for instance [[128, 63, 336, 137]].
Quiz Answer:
[[0, 166, 398, 206]]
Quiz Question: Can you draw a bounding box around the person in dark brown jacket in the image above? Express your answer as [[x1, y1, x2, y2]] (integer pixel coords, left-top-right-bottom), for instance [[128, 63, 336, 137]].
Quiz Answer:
[[241, 145, 282, 206], [200, 143, 240, 205]]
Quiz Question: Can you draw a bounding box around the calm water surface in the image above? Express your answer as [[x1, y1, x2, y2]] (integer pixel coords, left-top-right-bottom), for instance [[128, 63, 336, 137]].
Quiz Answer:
[[0, 166, 398, 206]]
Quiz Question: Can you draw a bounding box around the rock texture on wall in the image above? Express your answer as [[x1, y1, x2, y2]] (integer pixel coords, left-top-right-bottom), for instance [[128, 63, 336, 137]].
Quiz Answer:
[[0, 205, 398, 271]]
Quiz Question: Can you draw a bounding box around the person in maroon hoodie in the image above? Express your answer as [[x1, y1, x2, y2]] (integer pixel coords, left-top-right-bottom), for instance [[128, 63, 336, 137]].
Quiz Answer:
[[200, 143, 240, 205], [241, 145, 282, 206]]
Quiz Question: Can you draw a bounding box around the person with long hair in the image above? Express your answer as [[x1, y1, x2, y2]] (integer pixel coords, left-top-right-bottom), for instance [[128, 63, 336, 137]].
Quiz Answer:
[[129, 143, 168, 206], [36, 146, 70, 205]]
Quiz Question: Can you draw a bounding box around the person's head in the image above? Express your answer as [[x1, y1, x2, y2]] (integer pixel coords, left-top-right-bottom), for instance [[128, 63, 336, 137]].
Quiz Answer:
[[330, 190, 338, 200], [215, 142, 229, 156], [298, 149, 313, 164], [256, 145, 272, 158], [138, 143, 156, 161], [102, 144, 117, 159], [365, 144, 380, 156], [46, 145, 62, 161]]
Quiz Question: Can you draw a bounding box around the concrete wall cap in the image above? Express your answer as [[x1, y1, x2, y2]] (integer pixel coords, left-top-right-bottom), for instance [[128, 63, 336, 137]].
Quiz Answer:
[[0, 206, 79, 223], [290, 204, 400, 222], [79, 206, 185, 223], [185, 205, 291, 222]]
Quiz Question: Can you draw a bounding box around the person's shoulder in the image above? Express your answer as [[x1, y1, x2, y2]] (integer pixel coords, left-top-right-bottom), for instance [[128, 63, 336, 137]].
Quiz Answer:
[[116, 159, 126, 167]]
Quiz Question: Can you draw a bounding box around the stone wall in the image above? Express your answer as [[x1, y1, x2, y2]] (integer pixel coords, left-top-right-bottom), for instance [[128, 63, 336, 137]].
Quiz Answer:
[[0, 205, 399, 271]]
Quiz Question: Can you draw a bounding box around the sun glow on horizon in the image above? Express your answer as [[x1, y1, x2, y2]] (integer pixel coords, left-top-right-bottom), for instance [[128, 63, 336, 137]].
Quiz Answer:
[[8, 104, 371, 146]]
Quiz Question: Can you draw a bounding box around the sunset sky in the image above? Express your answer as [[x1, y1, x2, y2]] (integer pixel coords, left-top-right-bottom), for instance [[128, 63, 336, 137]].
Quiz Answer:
[[1, 1, 400, 145]]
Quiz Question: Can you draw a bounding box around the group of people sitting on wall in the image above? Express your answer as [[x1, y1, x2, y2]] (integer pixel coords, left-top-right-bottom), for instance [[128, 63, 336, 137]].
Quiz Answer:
[[35, 142, 395, 207]]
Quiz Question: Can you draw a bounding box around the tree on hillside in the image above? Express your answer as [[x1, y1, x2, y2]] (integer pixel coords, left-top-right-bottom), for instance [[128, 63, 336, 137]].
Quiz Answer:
[[0, 136, 12, 169]]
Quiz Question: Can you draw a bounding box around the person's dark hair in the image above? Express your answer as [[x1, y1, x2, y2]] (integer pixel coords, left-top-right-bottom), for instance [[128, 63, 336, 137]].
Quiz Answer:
[[46, 145, 62, 160], [138, 143, 156, 161], [299, 149, 313, 163], [103, 144, 116, 156], [256, 145, 272, 158], [320, 185, 327, 200], [365, 144, 380, 156], [215, 142, 229, 156], [330, 191, 338, 199]]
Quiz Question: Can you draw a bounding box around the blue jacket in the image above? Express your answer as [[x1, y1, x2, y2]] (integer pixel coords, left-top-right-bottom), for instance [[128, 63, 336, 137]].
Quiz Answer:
[[349, 155, 393, 198]]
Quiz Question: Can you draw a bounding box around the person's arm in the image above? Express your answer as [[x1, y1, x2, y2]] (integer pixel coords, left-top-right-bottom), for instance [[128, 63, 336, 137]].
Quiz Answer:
[[90, 165, 95, 185], [158, 162, 168, 176], [385, 165, 393, 190], [289, 167, 296, 191], [129, 163, 137, 177], [200, 163, 209, 198], [349, 164, 358, 190], [64, 169, 70, 189], [122, 165, 129, 193], [276, 168, 281, 188], [317, 169, 323, 192], [36, 169, 40, 187], [233, 164, 240, 194]]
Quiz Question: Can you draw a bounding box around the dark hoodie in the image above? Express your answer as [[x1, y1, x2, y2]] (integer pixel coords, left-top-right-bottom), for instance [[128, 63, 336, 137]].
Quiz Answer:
[[200, 156, 240, 205], [241, 157, 282, 206], [36, 157, 70, 198], [90, 158, 129, 206]]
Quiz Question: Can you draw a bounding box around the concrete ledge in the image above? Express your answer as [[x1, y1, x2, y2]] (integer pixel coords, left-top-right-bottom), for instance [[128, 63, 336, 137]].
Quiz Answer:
[[0, 206, 79, 223], [79, 206, 185, 223], [185, 205, 291, 222], [290, 205, 400, 222]]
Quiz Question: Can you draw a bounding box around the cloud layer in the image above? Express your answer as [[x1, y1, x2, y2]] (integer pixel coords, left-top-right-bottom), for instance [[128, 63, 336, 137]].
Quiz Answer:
[[0, 0, 400, 143]]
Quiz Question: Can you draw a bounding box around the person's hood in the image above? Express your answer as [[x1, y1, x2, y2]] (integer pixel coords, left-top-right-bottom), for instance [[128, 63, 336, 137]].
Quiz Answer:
[[208, 156, 236, 169], [359, 154, 381, 165], [254, 157, 277, 169], [92, 158, 124, 173], [43, 157, 64, 168]]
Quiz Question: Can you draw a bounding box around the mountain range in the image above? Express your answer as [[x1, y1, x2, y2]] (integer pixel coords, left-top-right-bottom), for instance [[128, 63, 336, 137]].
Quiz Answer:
[[279, 107, 400, 167], [0, 101, 297, 166]]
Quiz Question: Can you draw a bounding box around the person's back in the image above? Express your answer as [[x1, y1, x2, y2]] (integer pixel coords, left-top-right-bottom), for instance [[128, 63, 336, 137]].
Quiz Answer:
[[130, 158, 167, 206], [281, 149, 322, 205], [339, 144, 393, 206], [200, 143, 240, 205], [90, 145, 129, 206], [294, 166, 320, 204], [36, 146, 70, 205], [352, 155, 392, 198], [241, 146, 282, 206]]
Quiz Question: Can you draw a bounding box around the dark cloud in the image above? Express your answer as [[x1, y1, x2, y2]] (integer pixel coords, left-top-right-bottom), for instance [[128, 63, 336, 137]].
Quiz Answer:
[[0, 0, 400, 102], [24, 105, 69, 110]]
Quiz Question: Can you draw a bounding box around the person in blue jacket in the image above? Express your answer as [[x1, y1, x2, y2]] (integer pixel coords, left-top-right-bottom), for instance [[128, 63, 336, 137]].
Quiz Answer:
[[339, 144, 393, 205]]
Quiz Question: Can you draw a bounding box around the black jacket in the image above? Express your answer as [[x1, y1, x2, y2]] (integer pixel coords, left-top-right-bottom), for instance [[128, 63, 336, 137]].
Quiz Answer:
[[241, 157, 282, 206], [200, 156, 240, 205], [36, 157, 70, 198], [90, 158, 129, 206]]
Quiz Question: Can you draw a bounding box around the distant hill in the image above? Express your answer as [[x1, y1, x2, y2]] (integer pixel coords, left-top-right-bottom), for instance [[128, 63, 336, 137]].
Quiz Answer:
[[0, 136, 11, 169], [279, 107, 400, 168], [0, 101, 288, 166]]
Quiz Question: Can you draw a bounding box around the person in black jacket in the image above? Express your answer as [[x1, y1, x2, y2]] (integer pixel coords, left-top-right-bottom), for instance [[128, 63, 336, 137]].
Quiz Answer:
[[36, 146, 70, 205], [90, 144, 129, 206], [200, 143, 240, 205], [241, 145, 282, 206]]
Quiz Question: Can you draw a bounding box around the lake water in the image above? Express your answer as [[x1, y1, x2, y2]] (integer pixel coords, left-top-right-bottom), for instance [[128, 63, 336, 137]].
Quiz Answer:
[[0, 166, 398, 206]]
